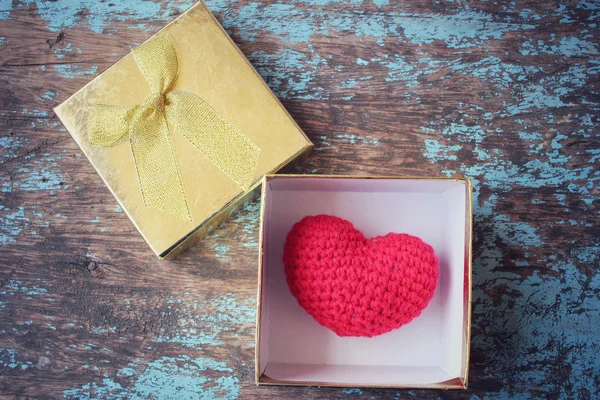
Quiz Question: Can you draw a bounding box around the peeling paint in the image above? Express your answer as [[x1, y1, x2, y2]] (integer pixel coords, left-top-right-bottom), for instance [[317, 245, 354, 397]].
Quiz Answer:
[[249, 48, 328, 100], [0, 348, 34, 370], [40, 90, 58, 101], [63, 355, 239, 399], [336, 133, 380, 146], [91, 326, 117, 335], [471, 262, 600, 398], [2, 279, 49, 296], [154, 293, 255, 347], [341, 78, 359, 88], [0, 136, 23, 162], [219, 5, 534, 48], [424, 139, 461, 162], [449, 56, 541, 90], [1, 134, 69, 194], [231, 201, 261, 248], [2, 154, 67, 193], [375, 11, 535, 49], [520, 36, 599, 57], [53, 65, 98, 79], [202, 2, 542, 96], [0, 0, 11, 20], [212, 243, 231, 259], [54, 42, 73, 59], [0, 206, 27, 245], [21, 0, 196, 33], [342, 388, 364, 395]]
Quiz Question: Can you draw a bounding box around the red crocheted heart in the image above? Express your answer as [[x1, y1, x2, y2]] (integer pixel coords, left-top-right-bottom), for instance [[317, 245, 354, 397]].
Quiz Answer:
[[283, 215, 439, 337]]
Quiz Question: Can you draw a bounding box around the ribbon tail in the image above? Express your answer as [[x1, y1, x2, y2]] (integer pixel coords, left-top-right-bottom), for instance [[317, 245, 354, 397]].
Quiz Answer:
[[129, 107, 192, 222], [88, 104, 132, 146], [166, 91, 261, 190]]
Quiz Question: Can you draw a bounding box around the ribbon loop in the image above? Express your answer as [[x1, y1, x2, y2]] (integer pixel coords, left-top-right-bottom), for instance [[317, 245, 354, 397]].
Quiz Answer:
[[88, 35, 261, 222], [133, 35, 179, 94], [88, 104, 132, 147]]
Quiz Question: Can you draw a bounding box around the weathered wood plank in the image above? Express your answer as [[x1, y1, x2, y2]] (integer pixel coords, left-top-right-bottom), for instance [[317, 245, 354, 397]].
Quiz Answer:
[[1, 0, 599, 399]]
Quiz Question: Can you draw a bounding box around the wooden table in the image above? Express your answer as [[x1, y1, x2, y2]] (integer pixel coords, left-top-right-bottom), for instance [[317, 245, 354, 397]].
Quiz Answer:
[[1, 0, 598, 398]]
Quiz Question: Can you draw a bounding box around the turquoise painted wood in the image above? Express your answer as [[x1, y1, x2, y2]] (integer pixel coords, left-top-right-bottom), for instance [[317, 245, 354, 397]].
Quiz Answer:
[[0, 0, 599, 398]]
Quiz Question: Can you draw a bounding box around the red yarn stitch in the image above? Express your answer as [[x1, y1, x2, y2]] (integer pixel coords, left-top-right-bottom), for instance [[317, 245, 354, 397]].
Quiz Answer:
[[283, 215, 439, 337]]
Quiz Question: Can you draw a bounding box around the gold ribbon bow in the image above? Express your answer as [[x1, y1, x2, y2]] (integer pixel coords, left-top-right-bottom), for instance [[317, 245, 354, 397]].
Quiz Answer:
[[88, 35, 261, 222]]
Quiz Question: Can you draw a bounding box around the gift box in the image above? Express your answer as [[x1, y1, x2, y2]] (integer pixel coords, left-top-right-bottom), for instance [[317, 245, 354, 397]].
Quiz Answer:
[[256, 175, 472, 388], [54, 1, 312, 258]]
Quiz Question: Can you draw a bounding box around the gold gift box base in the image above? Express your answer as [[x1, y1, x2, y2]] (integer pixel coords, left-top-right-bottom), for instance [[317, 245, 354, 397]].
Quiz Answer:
[[255, 175, 473, 389]]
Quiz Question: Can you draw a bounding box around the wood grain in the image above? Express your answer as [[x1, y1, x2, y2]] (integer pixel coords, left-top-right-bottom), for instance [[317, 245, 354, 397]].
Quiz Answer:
[[1, 0, 599, 399]]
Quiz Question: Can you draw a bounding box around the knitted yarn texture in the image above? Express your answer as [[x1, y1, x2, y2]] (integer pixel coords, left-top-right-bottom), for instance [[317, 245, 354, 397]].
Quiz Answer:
[[283, 215, 439, 337]]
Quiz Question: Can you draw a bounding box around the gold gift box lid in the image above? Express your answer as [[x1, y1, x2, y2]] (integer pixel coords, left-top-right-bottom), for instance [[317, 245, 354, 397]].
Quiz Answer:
[[54, 1, 313, 259]]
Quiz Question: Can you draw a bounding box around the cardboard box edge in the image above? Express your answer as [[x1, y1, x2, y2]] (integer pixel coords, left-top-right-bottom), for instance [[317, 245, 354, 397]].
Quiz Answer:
[[255, 175, 270, 384], [256, 373, 466, 389], [463, 177, 474, 387]]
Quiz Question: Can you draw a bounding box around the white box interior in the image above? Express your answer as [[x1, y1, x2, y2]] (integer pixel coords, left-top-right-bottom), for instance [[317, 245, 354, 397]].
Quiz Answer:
[[258, 177, 470, 387]]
